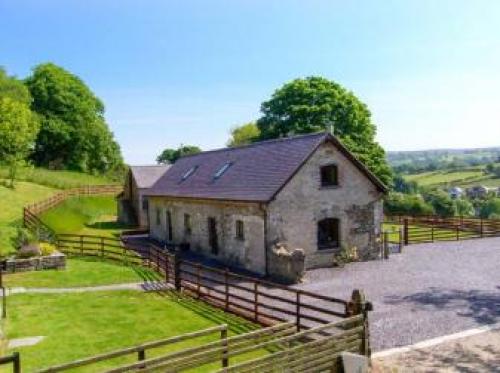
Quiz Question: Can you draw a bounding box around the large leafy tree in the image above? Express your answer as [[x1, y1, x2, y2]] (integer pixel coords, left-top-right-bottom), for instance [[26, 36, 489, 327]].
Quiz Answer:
[[157, 145, 201, 164], [0, 68, 39, 187], [257, 77, 392, 186], [25, 63, 123, 173], [227, 122, 260, 147], [0, 98, 39, 187]]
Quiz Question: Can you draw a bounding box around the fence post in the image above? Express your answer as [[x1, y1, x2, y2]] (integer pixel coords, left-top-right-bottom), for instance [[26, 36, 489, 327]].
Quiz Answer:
[[399, 227, 404, 253], [196, 263, 201, 298], [13, 352, 20, 373], [138, 349, 145, 369], [350, 289, 372, 357], [431, 225, 434, 242], [456, 225, 460, 241], [480, 218, 484, 237], [254, 282, 259, 322], [383, 231, 389, 259], [403, 218, 409, 245], [224, 269, 229, 311], [164, 254, 169, 284], [220, 327, 228, 368], [296, 290, 301, 331], [174, 254, 181, 291]]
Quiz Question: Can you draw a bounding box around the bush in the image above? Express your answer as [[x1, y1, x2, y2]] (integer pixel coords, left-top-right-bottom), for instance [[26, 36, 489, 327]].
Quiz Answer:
[[424, 190, 456, 217], [478, 198, 500, 219], [39, 242, 56, 256], [16, 244, 41, 259], [11, 228, 37, 250], [384, 192, 434, 216]]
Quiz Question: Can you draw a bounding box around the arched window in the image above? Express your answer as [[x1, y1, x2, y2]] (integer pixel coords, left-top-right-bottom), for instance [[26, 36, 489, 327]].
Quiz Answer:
[[320, 164, 338, 187], [317, 218, 340, 249]]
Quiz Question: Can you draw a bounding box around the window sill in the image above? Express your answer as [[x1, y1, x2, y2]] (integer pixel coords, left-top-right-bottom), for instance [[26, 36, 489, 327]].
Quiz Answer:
[[319, 185, 340, 190], [317, 247, 341, 253]]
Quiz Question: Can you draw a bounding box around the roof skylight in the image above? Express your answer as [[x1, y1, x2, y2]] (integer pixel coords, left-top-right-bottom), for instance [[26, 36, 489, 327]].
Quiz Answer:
[[181, 166, 198, 181], [214, 162, 232, 179]]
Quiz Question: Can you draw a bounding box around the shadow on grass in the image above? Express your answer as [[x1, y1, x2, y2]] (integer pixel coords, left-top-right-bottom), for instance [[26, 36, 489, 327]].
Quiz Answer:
[[385, 287, 500, 324]]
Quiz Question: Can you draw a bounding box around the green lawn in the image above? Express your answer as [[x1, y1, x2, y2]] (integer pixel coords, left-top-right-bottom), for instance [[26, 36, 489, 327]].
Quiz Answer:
[[0, 181, 59, 256], [3, 257, 159, 289], [40, 195, 129, 238], [0, 166, 118, 190], [5, 291, 260, 372]]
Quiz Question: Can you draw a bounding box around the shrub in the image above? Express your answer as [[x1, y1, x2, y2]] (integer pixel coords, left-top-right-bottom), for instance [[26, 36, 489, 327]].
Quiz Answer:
[[424, 190, 456, 217], [11, 228, 37, 250], [478, 198, 500, 218], [39, 242, 56, 256], [384, 192, 434, 216], [16, 244, 41, 258]]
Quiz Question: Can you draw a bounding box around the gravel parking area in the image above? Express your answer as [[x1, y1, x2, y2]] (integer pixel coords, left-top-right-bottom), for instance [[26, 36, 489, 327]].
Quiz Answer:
[[296, 237, 500, 351]]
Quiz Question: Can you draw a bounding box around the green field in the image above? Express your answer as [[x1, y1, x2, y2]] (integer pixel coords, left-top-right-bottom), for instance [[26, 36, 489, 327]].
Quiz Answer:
[[3, 257, 158, 289], [404, 166, 500, 189], [0, 166, 118, 190], [5, 290, 259, 372], [40, 195, 128, 237], [0, 182, 58, 256]]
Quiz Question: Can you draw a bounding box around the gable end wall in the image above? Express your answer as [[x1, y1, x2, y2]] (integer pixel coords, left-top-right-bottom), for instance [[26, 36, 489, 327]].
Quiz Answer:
[[267, 141, 384, 268]]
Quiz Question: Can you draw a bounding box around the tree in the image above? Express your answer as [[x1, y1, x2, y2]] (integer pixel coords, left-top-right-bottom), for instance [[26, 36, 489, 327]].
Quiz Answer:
[[392, 174, 419, 194], [25, 63, 123, 173], [384, 192, 434, 216], [157, 145, 201, 164], [455, 198, 474, 216], [0, 97, 39, 187], [424, 190, 456, 217], [227, 122, 260, 147], [0, 68, 31, 105], [478, 198, 500, 219], [256, 77, 392, 186]]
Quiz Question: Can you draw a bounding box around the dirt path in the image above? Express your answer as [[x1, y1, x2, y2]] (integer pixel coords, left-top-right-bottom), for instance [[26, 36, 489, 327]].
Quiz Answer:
[[5, 281, 169, 295]]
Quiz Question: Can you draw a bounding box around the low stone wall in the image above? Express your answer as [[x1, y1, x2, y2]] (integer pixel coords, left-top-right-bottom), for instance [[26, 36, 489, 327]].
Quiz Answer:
[[268, 243, 305, 284], [4, 252, 66, 273]]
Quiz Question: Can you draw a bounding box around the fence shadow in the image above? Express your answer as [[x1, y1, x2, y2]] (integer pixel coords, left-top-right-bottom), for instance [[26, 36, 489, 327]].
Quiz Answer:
[[385, 287, 500, 324], [383, 339, 500, 373]]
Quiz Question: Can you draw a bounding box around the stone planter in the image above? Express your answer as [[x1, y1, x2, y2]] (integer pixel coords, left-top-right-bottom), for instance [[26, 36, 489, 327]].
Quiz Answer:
[[4, 252, 66, 273]]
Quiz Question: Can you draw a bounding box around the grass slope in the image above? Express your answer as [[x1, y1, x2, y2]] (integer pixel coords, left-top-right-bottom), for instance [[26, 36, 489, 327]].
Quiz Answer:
[[404, 166, 500, 188], [0, 182, 58, 256], [6, 291, 260, 372], [40, 195, 127, 237], [3, 257, 158, 288], [0, 166, 117, 189]]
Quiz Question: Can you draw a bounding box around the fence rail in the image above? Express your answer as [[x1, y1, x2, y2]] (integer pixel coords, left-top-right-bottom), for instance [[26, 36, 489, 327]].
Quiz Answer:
[[24, 185, 122, 216], [385, 214, 500, 245]]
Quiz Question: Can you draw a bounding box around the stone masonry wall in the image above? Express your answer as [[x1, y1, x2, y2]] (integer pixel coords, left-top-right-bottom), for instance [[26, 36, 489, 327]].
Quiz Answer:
[[267, 142, 384, 269], [148, 197, 267, 274]]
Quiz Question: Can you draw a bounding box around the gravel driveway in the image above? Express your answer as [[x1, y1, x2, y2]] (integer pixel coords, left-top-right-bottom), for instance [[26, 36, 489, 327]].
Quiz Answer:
[[295, 237, 500, 351]]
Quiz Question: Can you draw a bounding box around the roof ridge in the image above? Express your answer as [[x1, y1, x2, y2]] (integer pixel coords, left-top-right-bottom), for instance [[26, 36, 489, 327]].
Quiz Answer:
[[177, 131, 329, 160]]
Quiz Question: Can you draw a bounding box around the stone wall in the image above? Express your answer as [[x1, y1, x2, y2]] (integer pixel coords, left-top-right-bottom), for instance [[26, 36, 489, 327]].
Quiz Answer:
[[5, 252, 66, 273], [148, 197, 267, 274], [267, 142, 384, 269], [267, 243, 305, 284]]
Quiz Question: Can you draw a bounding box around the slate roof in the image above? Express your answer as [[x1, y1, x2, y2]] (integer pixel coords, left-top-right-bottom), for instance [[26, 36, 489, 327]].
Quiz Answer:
[[130, 165, 171, 189], [147, 132, 386, 202]]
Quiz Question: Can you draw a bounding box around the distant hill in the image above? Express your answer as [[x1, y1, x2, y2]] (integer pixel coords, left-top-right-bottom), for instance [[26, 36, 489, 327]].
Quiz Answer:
[[388, 147, 500, 175], [389, 147, 500, 190]]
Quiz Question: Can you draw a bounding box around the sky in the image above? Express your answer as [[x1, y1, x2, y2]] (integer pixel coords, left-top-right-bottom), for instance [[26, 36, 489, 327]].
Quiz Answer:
[[1, 0, 500, 164]]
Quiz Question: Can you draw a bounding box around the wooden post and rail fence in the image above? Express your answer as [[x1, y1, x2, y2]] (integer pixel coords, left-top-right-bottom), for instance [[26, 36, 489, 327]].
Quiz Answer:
[[9, 184, 372, 372], [384, 214, 500, 246]]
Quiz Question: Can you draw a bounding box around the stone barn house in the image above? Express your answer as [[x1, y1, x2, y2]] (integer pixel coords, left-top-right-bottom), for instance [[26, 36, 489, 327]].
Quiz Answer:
[[118, 165, 170, 227], [145, 132, 386, 276]]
